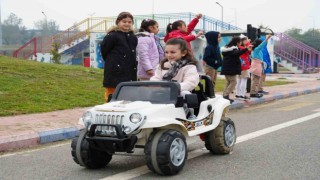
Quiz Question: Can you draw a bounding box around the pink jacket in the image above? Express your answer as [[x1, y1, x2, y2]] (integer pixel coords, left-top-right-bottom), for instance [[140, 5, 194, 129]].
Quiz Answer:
[[136, 32, 164, 79], [150, 61, 200, 92]]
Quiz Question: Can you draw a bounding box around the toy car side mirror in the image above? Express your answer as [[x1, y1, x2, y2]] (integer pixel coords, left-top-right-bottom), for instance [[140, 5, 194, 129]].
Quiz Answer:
[[185, 94, 198, 108]]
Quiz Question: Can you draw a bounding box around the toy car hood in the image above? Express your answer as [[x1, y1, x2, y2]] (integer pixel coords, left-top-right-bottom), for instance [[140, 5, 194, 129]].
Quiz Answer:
[[94, 101, 153, 112]]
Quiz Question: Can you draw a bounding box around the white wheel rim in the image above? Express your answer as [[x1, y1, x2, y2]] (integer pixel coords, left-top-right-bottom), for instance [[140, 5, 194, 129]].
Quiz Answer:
[[225, 124, 235, 147], [170, 138, 186, 166]]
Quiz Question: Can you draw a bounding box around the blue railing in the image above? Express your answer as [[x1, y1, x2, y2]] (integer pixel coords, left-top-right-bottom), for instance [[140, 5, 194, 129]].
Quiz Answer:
[[133, 12, 241, 33]]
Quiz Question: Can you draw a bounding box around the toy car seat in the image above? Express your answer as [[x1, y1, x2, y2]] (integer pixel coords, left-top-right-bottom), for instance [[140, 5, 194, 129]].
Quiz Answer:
[[192, 75, 215, 115]]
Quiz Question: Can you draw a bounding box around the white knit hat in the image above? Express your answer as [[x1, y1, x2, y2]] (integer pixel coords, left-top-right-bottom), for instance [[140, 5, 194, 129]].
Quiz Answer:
[[239, 34, 247, 39]]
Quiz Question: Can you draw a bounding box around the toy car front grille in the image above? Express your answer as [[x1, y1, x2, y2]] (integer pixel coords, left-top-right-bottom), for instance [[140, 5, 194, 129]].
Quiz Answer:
[[94, 113, 125, 136]]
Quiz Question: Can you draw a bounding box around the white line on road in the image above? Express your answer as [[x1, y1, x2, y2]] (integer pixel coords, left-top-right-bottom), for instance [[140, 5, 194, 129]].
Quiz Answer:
[[101, 112, 320, 180]]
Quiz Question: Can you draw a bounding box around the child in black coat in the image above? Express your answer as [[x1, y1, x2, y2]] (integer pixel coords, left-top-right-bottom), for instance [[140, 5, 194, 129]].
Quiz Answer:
[[100, 12, 138, 101]]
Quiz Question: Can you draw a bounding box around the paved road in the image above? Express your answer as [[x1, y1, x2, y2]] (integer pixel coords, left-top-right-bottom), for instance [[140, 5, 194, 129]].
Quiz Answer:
[[1, 92, 320, 180]]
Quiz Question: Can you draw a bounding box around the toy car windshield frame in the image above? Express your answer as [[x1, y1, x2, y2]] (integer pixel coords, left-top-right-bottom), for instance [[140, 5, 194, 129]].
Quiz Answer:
[[111, 81, 181, 104]]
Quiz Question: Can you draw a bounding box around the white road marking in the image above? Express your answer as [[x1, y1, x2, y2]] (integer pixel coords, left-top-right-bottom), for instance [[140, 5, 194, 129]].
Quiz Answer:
[[101, 112, 320, 180], [236, 112, 320, 143]]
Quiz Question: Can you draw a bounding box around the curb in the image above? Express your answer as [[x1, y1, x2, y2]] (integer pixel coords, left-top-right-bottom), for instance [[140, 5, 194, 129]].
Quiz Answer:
[[1, 86, 320, 152], [266, 74, 320, 79], [0, 133, 39, 152], [230, 86, 320, 109], [39, 127, 79, 144], [0, 127, 80, 152]]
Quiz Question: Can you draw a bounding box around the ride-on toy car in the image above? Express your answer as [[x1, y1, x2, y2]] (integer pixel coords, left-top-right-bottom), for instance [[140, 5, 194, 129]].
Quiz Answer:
[[71, 75, 236, 175]]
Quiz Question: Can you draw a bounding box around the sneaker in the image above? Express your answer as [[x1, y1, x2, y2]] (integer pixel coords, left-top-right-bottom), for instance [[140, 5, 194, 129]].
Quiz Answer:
[[223, 95, 234, 103], [235, 95, 242, 98], [250, 93, 263, 98], [237, 96, 245, 100], [258, 90, 269, 95], [242, 95, 250, 100]]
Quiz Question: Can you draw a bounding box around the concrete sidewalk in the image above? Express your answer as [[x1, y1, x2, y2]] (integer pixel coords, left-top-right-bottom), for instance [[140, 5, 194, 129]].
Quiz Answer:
[[1, 74, 320, 152]]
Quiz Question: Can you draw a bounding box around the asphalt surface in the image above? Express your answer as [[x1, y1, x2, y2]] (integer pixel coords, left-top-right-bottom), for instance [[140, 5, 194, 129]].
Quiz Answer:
[[1, 92, 320, 180]]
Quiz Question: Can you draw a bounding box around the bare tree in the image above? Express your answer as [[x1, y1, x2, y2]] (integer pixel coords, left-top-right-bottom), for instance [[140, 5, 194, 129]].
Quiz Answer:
[[34, 19, 59, 36], [2, 13, 26, 45]]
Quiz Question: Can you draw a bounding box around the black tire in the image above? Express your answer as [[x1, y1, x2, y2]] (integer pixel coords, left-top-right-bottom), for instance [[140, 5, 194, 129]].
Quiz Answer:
[[204, 118, 236, 154], [145, 129, 187, 175], [71, 129, 112, 169]]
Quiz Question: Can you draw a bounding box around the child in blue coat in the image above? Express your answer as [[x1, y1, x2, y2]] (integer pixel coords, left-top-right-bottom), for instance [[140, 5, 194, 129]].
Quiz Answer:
[[203, 31, 222, 89]]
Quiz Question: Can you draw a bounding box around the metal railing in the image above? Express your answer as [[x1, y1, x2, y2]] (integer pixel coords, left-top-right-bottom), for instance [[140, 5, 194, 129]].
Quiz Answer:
[[274, 33, 320, 73], [13, 12, 242, 59]]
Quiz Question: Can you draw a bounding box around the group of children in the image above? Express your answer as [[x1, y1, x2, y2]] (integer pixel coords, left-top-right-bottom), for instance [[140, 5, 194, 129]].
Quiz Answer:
[[204, 32, 272, 103], [101, 11, 202, 102], [218, 34, 272, 103], [100, 11, 272, 106]]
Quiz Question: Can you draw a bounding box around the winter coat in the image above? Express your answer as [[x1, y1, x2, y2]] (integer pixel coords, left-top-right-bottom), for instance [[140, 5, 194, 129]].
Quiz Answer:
[[220, 46, 248, 75], [150, 61, 200, 92], [203, 31, 222, 69], [251, 40, 267, 62], [239, 42, 252, 71], [136, 32, 164, 79], [164, 18, 199, 49], [100, 26, 138, 87]]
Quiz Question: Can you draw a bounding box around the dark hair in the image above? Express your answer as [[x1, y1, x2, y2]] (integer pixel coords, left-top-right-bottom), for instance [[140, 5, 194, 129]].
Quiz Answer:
[[252, 38, 263, 50], [116, 12, 134, 25], [240, 37, 247, 46], [166, 20, 186, 34], [160, 38, 197, 70], [225, 36, 241, 48], [139, 19, 158, 32]]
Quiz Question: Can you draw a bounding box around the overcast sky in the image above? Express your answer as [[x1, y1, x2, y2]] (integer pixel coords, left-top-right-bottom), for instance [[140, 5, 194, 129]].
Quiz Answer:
[[1, 0, 319, 32]]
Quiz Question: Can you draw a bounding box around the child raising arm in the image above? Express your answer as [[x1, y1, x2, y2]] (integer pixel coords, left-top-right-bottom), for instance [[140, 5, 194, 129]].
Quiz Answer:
[[164, 14, 204, 51]]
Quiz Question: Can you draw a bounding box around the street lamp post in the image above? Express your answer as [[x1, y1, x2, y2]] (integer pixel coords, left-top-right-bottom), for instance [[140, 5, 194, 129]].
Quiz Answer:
[[230, 8, 237, 27], [42, 11, 48, 35], [216, 2, 224, 30], [88, 12, 95, 28], [152, 0, 155, 19], [42, 11, 47, 20], [311, 16, 315, 36]]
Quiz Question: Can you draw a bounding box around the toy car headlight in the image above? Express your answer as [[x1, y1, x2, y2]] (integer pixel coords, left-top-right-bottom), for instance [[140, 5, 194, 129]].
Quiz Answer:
[[82, 111, 93, 127], [130, 113, 142, 124]]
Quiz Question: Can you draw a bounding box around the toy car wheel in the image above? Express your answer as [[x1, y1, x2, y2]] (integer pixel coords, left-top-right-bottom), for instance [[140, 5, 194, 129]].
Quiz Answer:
[[145, 129, 187, 175], [204, 118, 236, 154], [71, 128, 112, 169]]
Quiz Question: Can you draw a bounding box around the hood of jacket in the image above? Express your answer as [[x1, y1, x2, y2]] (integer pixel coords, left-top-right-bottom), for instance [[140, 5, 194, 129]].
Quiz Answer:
[[221, 46, 238, 53], [107, 25, 135, 33], [135, 31, 152, 37], [205, 31, 219, 46]]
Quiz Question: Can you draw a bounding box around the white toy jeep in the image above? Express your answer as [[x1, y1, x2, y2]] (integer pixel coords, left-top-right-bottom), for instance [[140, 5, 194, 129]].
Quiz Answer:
[[71, 75, 236, 175]]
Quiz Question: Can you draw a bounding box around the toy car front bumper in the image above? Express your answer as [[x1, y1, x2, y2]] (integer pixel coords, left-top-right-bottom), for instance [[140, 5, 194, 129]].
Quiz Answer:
[[86, 124, 137, 153]]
